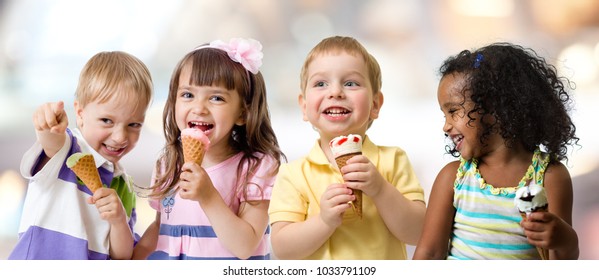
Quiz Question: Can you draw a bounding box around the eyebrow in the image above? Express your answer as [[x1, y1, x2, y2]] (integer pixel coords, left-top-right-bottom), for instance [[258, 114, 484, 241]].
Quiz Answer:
[[441, 101, 455, 109], [177, 86, 231, 95], [308, 70, 365, 81]]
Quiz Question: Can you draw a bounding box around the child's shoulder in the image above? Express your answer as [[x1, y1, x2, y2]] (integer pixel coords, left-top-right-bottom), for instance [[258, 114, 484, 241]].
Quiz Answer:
[[544, 160, 571, 183], [249, 152, 283, 171], [372, 144, 421, 165], [365, 138, 407, 155], [436, 160, 462, 180], [281, 155, 311, 168]]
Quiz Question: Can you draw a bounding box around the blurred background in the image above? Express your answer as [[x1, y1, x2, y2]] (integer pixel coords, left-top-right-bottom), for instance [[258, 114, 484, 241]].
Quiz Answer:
[[0, 0, 598, 259]]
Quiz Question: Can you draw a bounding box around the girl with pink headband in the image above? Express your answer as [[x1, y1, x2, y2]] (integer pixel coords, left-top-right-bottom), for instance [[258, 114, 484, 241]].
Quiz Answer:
[[133, 38, 285, 260]]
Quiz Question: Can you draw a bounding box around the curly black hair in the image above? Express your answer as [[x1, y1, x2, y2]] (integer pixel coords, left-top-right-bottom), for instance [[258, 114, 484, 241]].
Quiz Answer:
[[439, 42, 579, 162]]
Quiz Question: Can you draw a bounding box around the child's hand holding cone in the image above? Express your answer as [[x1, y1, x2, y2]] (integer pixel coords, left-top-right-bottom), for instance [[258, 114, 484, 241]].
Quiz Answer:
[[514, 183, 549, 260], [329, 134, 363, 219]]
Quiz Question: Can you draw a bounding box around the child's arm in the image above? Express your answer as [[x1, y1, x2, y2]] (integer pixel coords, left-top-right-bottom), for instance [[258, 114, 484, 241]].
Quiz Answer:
[[369, 182, 426, 245], [132, 212, 160, 259], [179, 162, 270, 259], [341, 155, 426, 245], [270, 183, 353, 259], [33, 101, 68, 157], [88, 188, 134, 260], [521, 162, 579, 259], [412, 161, 459, 259]]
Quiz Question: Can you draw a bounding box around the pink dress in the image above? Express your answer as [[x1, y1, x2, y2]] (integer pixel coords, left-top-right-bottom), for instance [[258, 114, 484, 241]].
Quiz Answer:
[[147, 152, 275, 260]]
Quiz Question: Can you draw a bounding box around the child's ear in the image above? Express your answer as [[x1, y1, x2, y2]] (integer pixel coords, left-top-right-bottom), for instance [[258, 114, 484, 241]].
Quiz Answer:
[[370, 91, 384, 120], [73, 101, 84, 128], [235, 109, 246, 126], [298, 93, 308, 122]]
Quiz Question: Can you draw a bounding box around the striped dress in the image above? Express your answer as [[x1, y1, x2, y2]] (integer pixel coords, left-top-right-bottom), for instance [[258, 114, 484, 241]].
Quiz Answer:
[[147, 152, 275, 260], [448, 149, 549, 260]]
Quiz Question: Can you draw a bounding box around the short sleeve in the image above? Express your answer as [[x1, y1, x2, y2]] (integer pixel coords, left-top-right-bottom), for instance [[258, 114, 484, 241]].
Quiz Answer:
[[386, 147, 425, 202], [268, 161, 310, 224], [238, 154, 277, 202], [20, 129, 74, 182]]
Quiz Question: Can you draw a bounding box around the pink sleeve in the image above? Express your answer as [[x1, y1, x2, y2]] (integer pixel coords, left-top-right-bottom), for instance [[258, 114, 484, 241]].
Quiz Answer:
[[239, 154, 277, 202]]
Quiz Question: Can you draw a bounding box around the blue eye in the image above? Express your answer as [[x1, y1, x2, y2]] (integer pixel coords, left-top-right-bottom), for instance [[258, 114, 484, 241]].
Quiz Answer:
[[101, 118, 113, 124], [181, 92, 193, 98], [209, 95, 225, 102], [314, 81, 326, 87], [344, 81, 358, 87]]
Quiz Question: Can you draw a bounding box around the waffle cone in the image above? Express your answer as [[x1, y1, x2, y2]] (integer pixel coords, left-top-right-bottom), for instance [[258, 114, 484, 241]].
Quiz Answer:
[[335, 152, 362, 219], [69, 154, 103, 192], [182, 135, 206, 165], [520, 209, 549, 260]]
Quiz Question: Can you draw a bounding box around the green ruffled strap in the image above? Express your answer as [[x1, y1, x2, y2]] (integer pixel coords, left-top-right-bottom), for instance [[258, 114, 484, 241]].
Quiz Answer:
[[454, 157, 469, 188]]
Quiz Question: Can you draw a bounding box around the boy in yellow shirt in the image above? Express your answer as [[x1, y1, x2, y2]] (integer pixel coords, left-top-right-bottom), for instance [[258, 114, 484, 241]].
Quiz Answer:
[[268, 36, 426, 259]]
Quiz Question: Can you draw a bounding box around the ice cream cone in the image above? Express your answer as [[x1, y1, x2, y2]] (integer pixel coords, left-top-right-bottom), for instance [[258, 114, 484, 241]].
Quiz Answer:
[[520, 210, 549, 260], [330, 134, 364, 219], [335, 152, 363, 218], [182, 135, 206, 165], [515, 183, 549, 260], [181, 128, 210, 165], [66, 153, 103, 192], [536, 244, 549, 260]]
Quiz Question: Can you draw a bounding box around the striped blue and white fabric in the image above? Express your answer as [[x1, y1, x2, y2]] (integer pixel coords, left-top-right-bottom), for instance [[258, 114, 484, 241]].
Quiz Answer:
[[9, 128, 137, 260], [448, 149, 549, 260]]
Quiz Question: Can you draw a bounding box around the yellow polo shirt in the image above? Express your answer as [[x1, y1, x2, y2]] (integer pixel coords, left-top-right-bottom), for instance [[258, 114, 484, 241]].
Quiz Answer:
[[269, 136, 424, 259]]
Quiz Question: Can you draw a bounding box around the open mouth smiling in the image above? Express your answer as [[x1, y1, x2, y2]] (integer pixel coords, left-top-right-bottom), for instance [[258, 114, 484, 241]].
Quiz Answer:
[[324, 107, 351, 117], [451, 134, 464, 149], [189, 121, 213, 133]]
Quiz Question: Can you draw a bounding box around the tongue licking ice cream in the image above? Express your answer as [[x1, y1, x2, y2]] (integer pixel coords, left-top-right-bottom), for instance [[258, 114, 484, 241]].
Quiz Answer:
[[181, 128, 210, 165], [329, 134, 363, 219], [514, 183, 549, 260], [66, 152, 104, 193]]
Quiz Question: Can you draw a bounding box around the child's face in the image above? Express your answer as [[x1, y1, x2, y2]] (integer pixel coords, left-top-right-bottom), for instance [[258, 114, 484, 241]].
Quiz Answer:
[[174, 63, 245, 154], [300, 52, 381, 140], [75, 93, 147, 165], [438, 73, 487, 160]]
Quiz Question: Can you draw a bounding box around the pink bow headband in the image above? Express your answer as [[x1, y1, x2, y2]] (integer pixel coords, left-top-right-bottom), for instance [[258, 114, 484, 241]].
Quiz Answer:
[[195, 38, 263, 74]]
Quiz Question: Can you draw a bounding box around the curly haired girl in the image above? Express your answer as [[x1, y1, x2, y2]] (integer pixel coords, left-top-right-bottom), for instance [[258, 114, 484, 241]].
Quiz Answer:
[[414, 42, 580, 260]]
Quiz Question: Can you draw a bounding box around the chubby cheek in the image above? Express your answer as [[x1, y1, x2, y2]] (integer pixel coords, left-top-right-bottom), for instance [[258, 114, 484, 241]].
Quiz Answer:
[[304, 97, 322, 119], [174, 103, 189, 130], [82, 129, 108, 151], [126, 133, 141, 152]]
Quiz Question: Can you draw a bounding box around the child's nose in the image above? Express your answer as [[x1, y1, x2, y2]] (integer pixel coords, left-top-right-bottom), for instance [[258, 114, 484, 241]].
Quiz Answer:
[[443, 120, 452, 133], [192, 100, 208, 114], [327, 84, 344, 99], [111, 127, 128, 144]]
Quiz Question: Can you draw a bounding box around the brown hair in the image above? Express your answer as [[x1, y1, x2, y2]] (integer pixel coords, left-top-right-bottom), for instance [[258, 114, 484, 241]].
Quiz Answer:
[[153, 46, 285, 200]]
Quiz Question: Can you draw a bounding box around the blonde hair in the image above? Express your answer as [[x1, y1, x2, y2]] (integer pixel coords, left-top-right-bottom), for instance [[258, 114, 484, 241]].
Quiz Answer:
[[75, 51, 153, 112], [300, 36, 382, 95]]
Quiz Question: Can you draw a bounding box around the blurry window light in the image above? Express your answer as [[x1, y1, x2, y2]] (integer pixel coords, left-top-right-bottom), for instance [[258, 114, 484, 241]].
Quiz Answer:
[[557, 43, 599, 86], [43, 0, 127, 56], [449, 0, 514, 18], [0, 170, 26, 236]]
